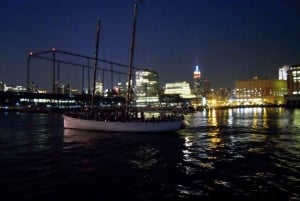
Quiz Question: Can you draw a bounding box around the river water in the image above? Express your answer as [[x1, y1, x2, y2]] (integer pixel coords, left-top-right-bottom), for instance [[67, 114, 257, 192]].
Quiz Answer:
[[0, 107, 299, 200]]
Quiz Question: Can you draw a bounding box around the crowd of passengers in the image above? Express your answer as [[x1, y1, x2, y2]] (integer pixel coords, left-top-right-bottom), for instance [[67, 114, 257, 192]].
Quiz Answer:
[[67, 109, 184, 122]]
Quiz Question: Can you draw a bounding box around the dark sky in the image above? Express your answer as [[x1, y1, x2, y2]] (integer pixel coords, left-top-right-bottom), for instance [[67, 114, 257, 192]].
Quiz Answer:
[[1, 0, 300, 91]]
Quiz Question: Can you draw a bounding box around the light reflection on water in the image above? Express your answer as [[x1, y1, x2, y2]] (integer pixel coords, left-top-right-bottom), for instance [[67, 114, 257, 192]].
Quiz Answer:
[[0, 108, 300, 200], [178, 107, 300, 199]]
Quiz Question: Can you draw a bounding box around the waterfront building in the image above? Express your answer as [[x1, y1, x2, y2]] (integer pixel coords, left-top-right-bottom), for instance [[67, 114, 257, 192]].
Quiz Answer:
[[37, 89, 47, 93], [135, 69, 159, 106], [204, 87, 231, 108], [279, 65, 290, 80], [11, 86, 27, 92], [235, 76, 287, 105], [285, 64, 300, 106], [163, 81, 195, 107], [1, 83, 27, 92], [164, 81, 195, 99], [286, 65, 300, 95]]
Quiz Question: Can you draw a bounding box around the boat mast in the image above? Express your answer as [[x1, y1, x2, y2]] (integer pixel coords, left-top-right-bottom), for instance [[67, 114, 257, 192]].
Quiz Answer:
[[92, 18, 101, 107], [126, 3, 138, 114]]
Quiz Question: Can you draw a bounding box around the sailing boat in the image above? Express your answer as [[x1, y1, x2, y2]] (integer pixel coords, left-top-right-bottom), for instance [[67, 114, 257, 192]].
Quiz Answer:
[[63, 3, 187, 133]]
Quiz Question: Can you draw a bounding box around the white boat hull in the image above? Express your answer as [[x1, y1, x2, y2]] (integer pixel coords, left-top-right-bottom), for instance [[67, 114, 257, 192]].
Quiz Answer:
[[63, 115, 186, 133]]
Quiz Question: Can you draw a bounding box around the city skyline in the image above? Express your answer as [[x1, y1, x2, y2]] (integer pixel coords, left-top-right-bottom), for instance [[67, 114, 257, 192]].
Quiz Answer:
[[1, 0, 300, 91]]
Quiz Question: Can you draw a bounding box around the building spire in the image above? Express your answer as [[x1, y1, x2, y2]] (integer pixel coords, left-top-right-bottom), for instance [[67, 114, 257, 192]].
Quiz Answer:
[[194, 64, 201, 79]]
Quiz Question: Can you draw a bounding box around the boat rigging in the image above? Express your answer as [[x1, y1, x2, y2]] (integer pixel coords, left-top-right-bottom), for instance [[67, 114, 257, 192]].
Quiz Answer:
[[63, 1, 187, 133]]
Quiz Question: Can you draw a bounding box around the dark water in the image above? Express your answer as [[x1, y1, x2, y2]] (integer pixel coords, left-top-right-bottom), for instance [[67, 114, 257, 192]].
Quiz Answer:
[[0, 107, 300, 200]]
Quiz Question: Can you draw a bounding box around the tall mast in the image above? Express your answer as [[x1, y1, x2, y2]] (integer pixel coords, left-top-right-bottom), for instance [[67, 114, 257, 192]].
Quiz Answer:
[[126, 3, 138, 114], [92, 18, 101, 107]]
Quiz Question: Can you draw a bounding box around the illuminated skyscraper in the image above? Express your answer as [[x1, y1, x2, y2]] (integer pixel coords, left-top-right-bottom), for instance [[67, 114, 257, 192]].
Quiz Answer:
[[193, 65, 202, 96], [287, 65, 300, 95], [95, 80, 103, 95], [135, 69, 159, 106], [279, 65, 289, 80], [193, 65, 201, 80], [285, 64, 300, 106]]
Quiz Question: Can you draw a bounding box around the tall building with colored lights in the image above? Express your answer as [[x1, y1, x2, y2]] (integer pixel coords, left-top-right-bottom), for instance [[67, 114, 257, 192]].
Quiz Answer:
[[193, 65, 202, 96], [279, 65, 289, 80]]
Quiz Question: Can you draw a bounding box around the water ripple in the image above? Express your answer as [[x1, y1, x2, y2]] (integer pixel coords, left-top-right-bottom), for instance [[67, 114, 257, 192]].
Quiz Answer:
[[1, 109, 300, 200]]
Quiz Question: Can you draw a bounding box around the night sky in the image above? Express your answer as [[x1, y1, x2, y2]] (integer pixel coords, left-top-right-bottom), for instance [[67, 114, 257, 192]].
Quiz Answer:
[[1, 0, 300, 91]]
